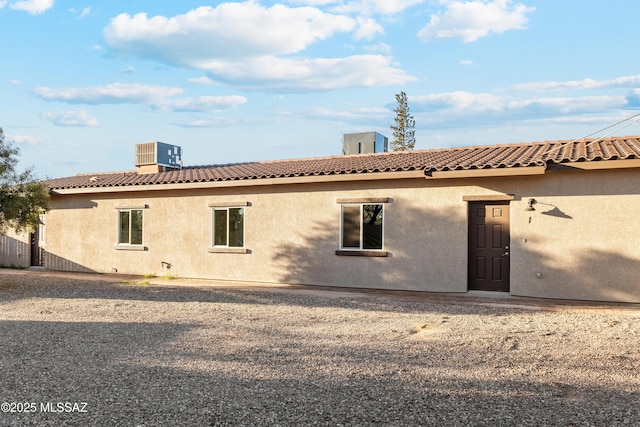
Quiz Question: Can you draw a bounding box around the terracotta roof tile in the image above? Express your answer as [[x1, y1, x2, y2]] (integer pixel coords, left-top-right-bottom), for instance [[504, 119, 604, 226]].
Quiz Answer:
[[44, 136, 640, 191]]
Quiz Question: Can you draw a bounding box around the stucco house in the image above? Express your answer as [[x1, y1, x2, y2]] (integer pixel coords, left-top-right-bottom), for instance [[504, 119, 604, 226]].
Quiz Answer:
[[1, 135, 639, 303]]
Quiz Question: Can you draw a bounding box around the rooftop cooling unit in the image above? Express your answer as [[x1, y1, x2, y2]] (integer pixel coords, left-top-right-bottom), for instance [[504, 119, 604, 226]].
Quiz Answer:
[[342, 132, 388, 155], [136, 142, 182, 169]]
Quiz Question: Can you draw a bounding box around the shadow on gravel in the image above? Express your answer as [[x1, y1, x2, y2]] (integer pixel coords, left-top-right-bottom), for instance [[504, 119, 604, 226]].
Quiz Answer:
[[0, 319, 193, 425], [1, 315, 637, 426], [1, 271, 638, 425], [0, 273, 521, 316]]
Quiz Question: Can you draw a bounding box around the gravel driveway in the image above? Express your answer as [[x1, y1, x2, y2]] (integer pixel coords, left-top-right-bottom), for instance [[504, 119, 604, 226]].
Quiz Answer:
[[0, 270, 638, 426]]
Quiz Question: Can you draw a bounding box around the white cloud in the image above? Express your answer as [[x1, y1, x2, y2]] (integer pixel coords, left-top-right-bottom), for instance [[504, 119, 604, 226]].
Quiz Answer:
[[411, 89, 630, 129], [11, 134, 42, 145], [41, 109, 99, 127], [353, 16, 384, 39], [413, 90, 625, 115], [284, 0, 337, 6], [103, 3, 413, 91], [459, 59, 475, 66], [203, 55, 415, 91], [416, 93, 640, 130], [33, 82, 248, 113], [418, 0, 535, 43], [507, 96, 624, 115], [511, 75, 640, 92], [105, 4, 355, 62], [70, 6, 90, 17], [175, 118, 239, 128], [188, 76, 215, 85], [362, 42, 392, 54], [333, 0, 425, 15], [301, 106, 390, 122], [9, 79, 21, 85], [122, 66, 136, 74], [153, 95, 247, 112], [9, 0, 54, 15], [0, 1, 7, 8], [412, 91, 504, 112], [410, 73, 640, 133], [33, 83, 184, 104]]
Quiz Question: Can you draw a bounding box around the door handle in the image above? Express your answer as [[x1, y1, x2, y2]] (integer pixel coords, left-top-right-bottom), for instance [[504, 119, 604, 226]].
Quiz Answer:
[[502, 246, 509, 257]]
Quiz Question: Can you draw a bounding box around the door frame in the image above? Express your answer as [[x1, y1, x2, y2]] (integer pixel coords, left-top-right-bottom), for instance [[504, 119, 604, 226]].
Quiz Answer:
[[30, 230, 41, 267], [29, 215, 45, 267], [467, 200, 511, 292]]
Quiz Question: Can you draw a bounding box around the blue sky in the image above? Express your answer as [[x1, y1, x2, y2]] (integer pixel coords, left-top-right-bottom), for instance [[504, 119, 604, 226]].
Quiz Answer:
[[2, 0, 640, 178]]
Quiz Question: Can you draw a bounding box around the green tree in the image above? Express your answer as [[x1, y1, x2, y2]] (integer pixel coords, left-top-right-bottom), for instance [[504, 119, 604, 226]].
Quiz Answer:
[[0, 127, 50, 233], [390, 91, 416, 151]]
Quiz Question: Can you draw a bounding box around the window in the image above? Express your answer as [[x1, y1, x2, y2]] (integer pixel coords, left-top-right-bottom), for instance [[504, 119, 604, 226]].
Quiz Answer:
[[341, 204, 383, 250], [212, 207, 244, 247], [118, 209, 143, 245]]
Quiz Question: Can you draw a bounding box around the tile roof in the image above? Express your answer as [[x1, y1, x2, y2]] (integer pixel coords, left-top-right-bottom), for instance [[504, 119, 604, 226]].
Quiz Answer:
[[44, 136, 640, 191]]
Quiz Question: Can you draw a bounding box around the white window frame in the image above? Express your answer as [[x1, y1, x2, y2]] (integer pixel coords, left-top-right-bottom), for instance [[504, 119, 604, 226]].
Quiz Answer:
[[211, 206, 245, 248], [339, 203, 385, 251]]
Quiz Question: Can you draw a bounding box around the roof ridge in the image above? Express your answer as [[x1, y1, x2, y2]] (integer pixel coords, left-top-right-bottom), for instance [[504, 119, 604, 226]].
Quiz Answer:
[[257, 150, 414, 164], [75, 170, 137, 177], [183, 161, 258, 169]]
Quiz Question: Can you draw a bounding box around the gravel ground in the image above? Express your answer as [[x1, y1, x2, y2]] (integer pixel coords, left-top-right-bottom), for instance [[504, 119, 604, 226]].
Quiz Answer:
[[0, 270, 638, 427]]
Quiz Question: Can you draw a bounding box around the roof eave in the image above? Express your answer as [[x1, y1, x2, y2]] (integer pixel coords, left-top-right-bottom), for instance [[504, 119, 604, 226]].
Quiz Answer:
[[426, 165, 546, 179], [548, 158, 640, 171], [49, 169, 428, 195]]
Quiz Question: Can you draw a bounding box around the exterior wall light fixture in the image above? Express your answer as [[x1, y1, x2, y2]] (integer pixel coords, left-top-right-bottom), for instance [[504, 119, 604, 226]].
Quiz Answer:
[[525, 198, 537, 211]]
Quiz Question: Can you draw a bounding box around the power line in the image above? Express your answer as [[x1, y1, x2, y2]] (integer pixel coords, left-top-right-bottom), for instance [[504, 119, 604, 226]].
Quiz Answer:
[[540, 112, 640, 157]]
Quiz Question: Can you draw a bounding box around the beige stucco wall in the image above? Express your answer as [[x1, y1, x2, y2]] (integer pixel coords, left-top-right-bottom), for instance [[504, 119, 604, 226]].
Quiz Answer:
[[42, 179, 471, 292], [0, 227, 30, 268], [33, 167, 640, 302], [507, 169, 640, 303]]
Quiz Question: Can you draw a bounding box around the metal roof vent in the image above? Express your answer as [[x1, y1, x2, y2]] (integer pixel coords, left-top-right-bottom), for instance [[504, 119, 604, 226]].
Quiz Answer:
[[135, 142, 182, 174]]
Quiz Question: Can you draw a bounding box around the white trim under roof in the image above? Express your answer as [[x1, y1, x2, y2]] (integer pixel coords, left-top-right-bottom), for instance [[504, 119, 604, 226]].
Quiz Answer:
[[50, 170, 427, 195], [426, 166, 546, 179]]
